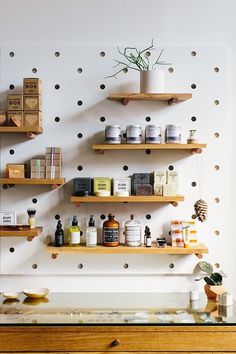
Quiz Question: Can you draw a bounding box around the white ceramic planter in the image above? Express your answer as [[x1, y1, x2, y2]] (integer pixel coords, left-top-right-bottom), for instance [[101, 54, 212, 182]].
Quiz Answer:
[[140, 70, 165, 93]]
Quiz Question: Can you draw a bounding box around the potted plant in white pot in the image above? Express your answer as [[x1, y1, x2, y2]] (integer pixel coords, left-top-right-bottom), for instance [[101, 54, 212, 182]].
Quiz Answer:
[[195, 261, 227, 300], [106, 40, 171, 93]]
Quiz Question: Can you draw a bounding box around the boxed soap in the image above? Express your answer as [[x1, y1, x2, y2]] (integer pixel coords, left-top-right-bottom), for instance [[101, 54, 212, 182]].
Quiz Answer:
[[154, 171, 166, 185], [154, 184, 163, 196], [6, 164, 25, 178], [7, 111, 23, 127], [46, 158, 61, 166], [132, 173, 151, 195], [163, 183, 176, 196], [74, 177, 92, 196], [24, 111, 42, 129], [93, 177, 111, 194], [0, 211, 16, 225], [30, 159, 46, 166], [7, 94, 23, 111], [31, 172, 45, 179], [0, 112, 7, 126], [136, 184, 153, 196], [46, 147, 62, 154], [23, 78, 42, 95], [167, 170, 179, 184], [113, 178, 131, 195], [23, 95, 42, 111]]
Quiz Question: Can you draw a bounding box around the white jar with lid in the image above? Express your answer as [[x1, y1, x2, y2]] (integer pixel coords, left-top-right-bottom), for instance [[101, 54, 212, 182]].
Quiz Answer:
[[105, 125, 121, 144], [145, 125, 161, 144], [125, 214, 141, 247], [165, 125, 181, 144], [126, 125, 142, 144]]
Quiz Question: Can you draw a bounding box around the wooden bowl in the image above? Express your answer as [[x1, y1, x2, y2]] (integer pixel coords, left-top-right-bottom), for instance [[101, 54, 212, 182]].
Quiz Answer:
[[22, 288, 49, 299]]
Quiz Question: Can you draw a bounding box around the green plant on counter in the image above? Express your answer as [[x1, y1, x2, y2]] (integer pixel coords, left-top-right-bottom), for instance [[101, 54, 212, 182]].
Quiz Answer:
[[195, 261, 226, 286], [106, 39, 172, 78]]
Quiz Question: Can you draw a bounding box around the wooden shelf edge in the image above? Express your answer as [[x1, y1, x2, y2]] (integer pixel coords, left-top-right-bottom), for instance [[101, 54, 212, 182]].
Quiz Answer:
[[0, 226, 43, 237], [107, 93, 192, 105], [92, 143, 207, 152], [0, 178, 65, 186], [47, 243, 208, 256]]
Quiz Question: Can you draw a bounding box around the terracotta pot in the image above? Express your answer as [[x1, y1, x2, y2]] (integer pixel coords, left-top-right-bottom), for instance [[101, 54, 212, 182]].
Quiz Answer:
[[204, 284, 225, 301]]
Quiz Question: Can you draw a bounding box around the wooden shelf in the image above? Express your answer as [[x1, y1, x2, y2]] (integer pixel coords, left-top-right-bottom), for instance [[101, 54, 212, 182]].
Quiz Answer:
[[71, 195, 184, 207], [0, 178, 65, 189], [48, 243, 208, 258], [107, 93, 192, 105], [0, 127, 43, 139], [93, 143, 206, 154], [0, 226, 42, 238]]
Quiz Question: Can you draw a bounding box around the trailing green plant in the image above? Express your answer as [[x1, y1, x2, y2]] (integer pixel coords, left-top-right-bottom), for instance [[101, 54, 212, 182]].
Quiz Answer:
[[195, 261, 226, 286], [106, 39, 172, 79]]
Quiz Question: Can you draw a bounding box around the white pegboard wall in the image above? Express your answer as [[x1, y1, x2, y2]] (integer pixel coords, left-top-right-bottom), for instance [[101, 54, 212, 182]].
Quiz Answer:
[[0, 47, 230, 287]]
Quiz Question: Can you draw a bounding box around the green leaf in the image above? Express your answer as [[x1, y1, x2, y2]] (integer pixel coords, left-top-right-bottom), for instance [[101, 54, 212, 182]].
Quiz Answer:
[[204, 276, 215, 285], [210, 273, 223, 286], [199, 261, 213, 275]]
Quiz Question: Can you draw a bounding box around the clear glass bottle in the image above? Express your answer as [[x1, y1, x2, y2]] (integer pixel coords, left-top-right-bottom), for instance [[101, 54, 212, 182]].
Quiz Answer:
[[69, 215, 80, 247], [103, 213, 119, 247], [125, 214, 141, 247], [86, 215, 97, 247]]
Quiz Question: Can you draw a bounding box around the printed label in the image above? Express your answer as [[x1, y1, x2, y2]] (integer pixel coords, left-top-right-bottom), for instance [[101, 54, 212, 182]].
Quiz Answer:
[[86, 231, 97, 246], [104, 227, 118, 243], [126, 226, 141, 244], [70, 231, 80, 244]]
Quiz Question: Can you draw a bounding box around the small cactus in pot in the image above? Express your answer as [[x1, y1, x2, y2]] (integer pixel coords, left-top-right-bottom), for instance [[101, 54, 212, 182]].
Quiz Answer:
[[195, 261, 226, 300]]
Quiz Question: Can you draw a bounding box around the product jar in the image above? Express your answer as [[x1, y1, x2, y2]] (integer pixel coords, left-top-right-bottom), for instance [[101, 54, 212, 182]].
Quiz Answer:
[[125, 214, 141, 247], [145, 125, 161, 144], [105, 125, 121, 144], [126, 125, 142, 144], [103, 213, 119, 246], [165, 125, 181, 144]]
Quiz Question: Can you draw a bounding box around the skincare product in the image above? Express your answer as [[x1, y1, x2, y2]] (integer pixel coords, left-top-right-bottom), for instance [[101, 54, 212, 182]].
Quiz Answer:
[[113, 178, 131, 196], [105, 125, 121, 144], [86, 215, 97, 247], [145, 125, 161, 144], [218, 292, 233, 307], [55, 220, 64, 247], [0, 211, 16, 225], [163, 183, 176, 196], [93, 177, 111, 195], [167, 170, 179, 184], [132, 173, 151, 195], [154, 171, 166, 185], [125, 214, 141, 247], [136, 184, 153, 196], [126, 125, 142, 144], [156, 237, 167, 248], [154, 184, 163, 196], [74, 177, 92, 196], [27, 208, 36, 229], [165, 125, 181, 144], [146, 230, 152, 247], [103, 213, 119, 247], [69, 215, 80, 247], [187, 129, 199, 144], [144, 225, 150, 245]]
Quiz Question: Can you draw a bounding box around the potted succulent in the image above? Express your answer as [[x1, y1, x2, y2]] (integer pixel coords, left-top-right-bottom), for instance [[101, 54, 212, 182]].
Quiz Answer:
[[195, 261, 226, 300], [106, 40, 171, 93]]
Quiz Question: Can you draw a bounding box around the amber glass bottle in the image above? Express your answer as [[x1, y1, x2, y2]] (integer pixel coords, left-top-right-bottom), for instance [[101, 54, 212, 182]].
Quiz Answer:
[[103, 213, 119, 246]]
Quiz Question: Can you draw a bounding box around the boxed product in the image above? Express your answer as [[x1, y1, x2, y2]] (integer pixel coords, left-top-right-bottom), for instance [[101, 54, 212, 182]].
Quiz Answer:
[[7, 111, 23, 127], [154, 184, 163, 196], [0, 112, 7, 126], [31, 172, 45, 179], [23, 95, 42, 111], [0, 211, 16, 225], [45, 166, 62, 179], [113, 178, 131, 196], [24, 111, 42, 129], [170, 220, 198, 248], [93, 177, 111, 194], [30, 159, 46, 166], [154, 171, 166, 185], [163, 183, 176, 196], [74, 177, 92, 196], [46, 147, 62, 154], [7, 94, 23, 111], [131, 173, 151, 195], [6, 164, 25, 178], [136, 184, 153, 196], [23, 78, 42, 95], [167, 170, 179, 184]]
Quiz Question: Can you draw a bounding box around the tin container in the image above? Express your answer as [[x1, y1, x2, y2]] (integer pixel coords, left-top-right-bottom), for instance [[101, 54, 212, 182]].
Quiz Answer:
[[165, 125, 181, 144], [105, 125, 121, 144], [145, 125, 161, 144], [126, 125, 142, 144]]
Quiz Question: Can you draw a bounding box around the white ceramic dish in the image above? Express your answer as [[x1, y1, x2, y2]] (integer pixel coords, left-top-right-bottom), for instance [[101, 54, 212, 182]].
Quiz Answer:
[[2, 292, 20, 300], [22, 287, 49, 299]]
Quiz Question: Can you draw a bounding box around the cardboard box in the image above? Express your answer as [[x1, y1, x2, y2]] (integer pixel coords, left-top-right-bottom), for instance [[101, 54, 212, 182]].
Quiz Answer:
[[24, 111, 42, 129], [46, 159, 61, 166], [93, 177, 111, 194], [23, 95, 42, 111], [7, 111, 23, 127], [23, 78, 42, 95], [136, 184, 153, 196], [31, 166, 45, 173], [7, 94, 23, 111], [31, 172, 45, 179], [6, 164, 25, 178], [46, 147, 62, 154], [154, 171, 167, 185], [74, 177, 92, 196], [0, 112, 7, 126], [163, 183, 176, 196], [154, 184, 163, 196], [30, 159, 45, 166], [45, 153, 62, 160], [167, 170, 179, 184], [0, 211, 16, 225], [46, 172, 62, 179], [113, 178, 131, 195]]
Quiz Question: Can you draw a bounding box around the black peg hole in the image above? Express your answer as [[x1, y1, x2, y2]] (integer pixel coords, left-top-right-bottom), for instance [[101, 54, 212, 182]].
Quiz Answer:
[[77, 100, 83, 106], [78, 263, 83, 269], [32, 68, 37, 73], [191, 84, 196, 89], [55, 84, 60, 90], [100, 84, 105, 90], [214, 230, 220, 236], [168, 67, 174, 73], [54, 117, 60, 123], [146, 214, 151, 220], [123, 68, 128, 73], [214, 67, 219, 73], [145, 51, 151, 57], [168, 165, 174, 171], [77, 68, 83, 73], [32, 198, 38, 204], [191, 181, 197, 187], [145, 116, 151, 122], [9, 247, 15, 253], [215, 263, 220, 268], [32, 264, 38, 269], [77, 165, 83, 171], [146, 149, 151, 155], [9, 149, 15, 155], [214, 99, 219, 105], [55, 214, 60, 220], [214, 165, 220, 171], [215, 197, 220, 203], [214, 132, 220, 138], [192, 214, 197, 220], [2, 185, 8, 190], [9, 52, 15, 57], [77, 133, 83, 139], [191, 51, 197, 56], [9, 84, 15, 90], [100, 51, 105, 57], [100, 214, 106, 220], [123, 165, 128, 171], [169, 263, 175, 269], [55, 51, 60, 57], [191, 116, 197, 122], [100, 116, 105, 122], [123, 263, 129, 269]]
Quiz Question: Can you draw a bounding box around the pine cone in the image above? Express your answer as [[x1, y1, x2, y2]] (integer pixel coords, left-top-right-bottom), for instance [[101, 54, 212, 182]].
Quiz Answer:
[[194, 199, 208, 222]]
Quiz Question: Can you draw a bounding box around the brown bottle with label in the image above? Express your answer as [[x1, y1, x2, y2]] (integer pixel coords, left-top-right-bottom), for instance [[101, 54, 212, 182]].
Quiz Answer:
[[103, 213, 119, 247]]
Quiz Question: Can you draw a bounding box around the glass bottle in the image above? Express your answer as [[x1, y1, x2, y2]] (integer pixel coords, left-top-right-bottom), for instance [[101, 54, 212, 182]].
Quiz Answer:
[[69, 215, 80, 247], [55, 220, 64, 247], [125, 214, 141, 247], [103, 213, 119, 247], [86, 215, 97, 247]]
